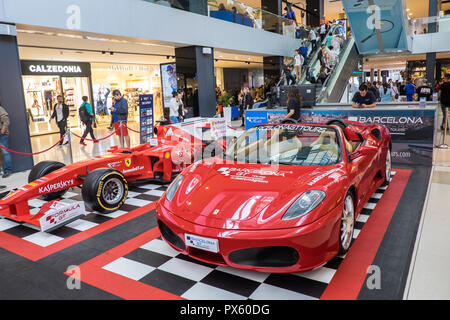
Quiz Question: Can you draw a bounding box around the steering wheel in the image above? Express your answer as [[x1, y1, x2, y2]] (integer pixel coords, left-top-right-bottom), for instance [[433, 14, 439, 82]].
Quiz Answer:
[[326, 119, 348, 130], [281, 118, 299, 124]]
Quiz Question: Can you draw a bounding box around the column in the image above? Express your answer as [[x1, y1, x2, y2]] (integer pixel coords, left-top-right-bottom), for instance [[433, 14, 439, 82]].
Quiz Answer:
[[0, 24, 34, 173], [175, 46, 216, 117], [426, 0, 438, 86], [263, 56, 283, 91], [306, 0, 323, 27]]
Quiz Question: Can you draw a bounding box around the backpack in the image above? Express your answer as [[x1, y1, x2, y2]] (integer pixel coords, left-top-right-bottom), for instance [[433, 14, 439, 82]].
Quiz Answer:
[[79, 103, 90, 122]]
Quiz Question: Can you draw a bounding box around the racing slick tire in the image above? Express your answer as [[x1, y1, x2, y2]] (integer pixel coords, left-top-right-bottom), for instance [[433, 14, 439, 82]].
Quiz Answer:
[[339, 191, 355, 255], [82, 169, 128, 213], [382, 149, 392, 186], [28, 161, 68, 201]]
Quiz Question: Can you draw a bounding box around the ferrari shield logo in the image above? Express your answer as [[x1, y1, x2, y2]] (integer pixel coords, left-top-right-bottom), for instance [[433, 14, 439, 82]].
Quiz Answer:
[[125, 158, 132, 167]]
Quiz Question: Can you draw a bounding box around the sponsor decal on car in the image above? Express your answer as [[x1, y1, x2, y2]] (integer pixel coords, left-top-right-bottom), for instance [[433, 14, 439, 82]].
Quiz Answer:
[[217, 167, 292, 177], [123, 166, 144, 174], [125, 158, 132, 167], [39, 201, 86, 232], [38, 179, 74, 194], [107, 161, 122, 169], [307, 168, 340, 186]]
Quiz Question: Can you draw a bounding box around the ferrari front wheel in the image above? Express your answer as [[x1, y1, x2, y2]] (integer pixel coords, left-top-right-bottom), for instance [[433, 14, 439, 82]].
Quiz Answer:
[[383, 149, 392, 186], [82, 169, 128, 213], [339, 192, 355, 254]]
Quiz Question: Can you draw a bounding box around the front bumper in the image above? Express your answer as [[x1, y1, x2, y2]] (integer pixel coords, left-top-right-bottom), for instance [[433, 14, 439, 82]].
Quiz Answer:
[[156, 203, 343, 273]]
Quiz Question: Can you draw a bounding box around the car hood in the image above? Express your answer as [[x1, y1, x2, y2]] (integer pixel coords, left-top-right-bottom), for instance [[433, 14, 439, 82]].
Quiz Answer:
[[162, 158, 347, 229]]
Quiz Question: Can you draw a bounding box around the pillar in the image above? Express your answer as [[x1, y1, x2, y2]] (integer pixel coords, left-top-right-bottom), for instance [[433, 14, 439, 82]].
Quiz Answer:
[[426, 0, 438, 86], [306, 0, 323, 27], [0, 24, 34, 173], [175, 46, 216, 117], [263, 56, 283, 91]]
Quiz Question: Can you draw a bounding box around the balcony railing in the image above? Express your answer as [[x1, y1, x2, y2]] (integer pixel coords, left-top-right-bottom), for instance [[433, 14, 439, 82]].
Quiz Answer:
[[410, 14, 450, 35]]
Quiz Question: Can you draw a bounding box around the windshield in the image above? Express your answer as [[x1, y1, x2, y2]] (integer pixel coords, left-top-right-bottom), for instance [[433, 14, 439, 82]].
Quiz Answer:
[[225, 125, 341, 166]]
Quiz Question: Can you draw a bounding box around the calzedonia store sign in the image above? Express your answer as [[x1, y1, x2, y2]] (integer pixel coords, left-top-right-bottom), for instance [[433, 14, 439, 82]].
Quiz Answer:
[[21, 60, 91, 77]]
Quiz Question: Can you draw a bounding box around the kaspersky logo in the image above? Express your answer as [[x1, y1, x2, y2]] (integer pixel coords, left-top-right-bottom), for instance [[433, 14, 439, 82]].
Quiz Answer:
[[39, 179, 74, 194]]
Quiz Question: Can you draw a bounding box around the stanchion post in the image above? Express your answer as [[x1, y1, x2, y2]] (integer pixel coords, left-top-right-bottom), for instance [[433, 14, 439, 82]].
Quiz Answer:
[[437, 106, 449, 149], [120, 122, 124, 148], [67, 128, 74, 164]]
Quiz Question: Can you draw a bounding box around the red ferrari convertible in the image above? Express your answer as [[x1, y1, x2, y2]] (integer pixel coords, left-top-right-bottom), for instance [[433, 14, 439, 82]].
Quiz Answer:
[[156, 120, 392, 273]]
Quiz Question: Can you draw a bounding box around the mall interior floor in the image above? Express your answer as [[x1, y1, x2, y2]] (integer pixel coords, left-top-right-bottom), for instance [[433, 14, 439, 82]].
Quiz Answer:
[[404, 129, 450, 300]]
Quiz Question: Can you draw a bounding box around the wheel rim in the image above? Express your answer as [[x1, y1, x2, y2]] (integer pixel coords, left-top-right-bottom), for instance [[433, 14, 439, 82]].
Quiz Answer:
[[340, 195, 354, 251], [386, 150, 392, 181], [102, 178, 124, 205]]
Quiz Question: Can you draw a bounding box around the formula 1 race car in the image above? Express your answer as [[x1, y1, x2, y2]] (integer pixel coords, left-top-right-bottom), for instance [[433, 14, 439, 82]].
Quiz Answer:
[[0, 118, 243, 232], [156, 119, 392, 273]]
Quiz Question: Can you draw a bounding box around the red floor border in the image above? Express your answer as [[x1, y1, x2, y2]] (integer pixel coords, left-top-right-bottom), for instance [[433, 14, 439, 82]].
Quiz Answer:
[[0, 202, 156, 261], [320, 169, 411, 300], [65, 227, 182, 300], [66, 169, 412, 301]]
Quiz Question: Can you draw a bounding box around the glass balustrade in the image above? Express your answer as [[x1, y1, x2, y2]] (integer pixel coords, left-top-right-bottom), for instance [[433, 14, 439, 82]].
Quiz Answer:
[[410, 15, 450, 35]]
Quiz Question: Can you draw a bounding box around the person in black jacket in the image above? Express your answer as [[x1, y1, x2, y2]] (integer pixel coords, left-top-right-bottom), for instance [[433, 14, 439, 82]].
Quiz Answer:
[[51, 95, 70, 145], [241, 87, 254, 127], [284, 86, 302, 121]]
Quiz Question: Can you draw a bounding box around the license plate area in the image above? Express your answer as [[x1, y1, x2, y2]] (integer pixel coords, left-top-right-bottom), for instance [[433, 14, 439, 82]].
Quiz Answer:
[[185, 233, 219, 253]]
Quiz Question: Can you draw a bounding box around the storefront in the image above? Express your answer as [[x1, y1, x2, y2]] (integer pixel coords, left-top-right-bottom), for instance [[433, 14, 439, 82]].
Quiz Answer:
[[21, 60, 164, 136], [21, 60, 92, 137], [90, 63, 163, 127]]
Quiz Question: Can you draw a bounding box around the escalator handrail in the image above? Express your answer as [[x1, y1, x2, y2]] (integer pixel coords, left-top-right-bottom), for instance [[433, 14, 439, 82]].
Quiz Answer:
[[317, 37, 356, 103]]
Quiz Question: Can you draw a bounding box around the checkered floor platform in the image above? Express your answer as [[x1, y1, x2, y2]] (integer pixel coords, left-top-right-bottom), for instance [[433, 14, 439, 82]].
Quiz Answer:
[[101, 172, 397, 300], [0, 182, 168, 247]]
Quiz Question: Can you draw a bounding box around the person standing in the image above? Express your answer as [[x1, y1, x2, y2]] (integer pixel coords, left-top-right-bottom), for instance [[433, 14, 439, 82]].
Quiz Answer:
[[281, 60, 296, 86], [320, 20, 328, 43], [416, 79, 433, 102], [299, 41, 309, 65], [111, 90, 130, 149], [284, 86, 302, 121], [51, 95, 69, 146], [177, 90, 187, 122], [405, 79, 416, 102], [379, 83, 394, 102], [169, 91, 180, 124], [438, 73, 450, 130], [241, 87, 254, 127], [79, 96, 98, 146], [308, 28, 318, 54], [293, 49, 304, 83], [0, 97, 12, 178]]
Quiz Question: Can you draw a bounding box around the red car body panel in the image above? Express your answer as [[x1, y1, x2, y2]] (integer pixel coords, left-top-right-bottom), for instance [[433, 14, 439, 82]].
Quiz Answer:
[[156, 122, 392, 272]]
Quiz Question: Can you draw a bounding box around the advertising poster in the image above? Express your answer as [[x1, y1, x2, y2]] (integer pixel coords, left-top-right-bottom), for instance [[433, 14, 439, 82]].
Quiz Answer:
[[139, 94, 154, 144], [93, 84, 112, 115], [160, 63, 177, 109], [245, 107, 436, 166]]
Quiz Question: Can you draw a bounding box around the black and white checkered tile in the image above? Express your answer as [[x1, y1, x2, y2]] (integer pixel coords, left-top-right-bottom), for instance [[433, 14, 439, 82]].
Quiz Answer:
[[0, 182, 168, 247], [101, 172, 396, 300]]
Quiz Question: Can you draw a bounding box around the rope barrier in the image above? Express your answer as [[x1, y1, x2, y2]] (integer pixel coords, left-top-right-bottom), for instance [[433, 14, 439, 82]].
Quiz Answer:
[[0, 134, 66, 156], [122, 123, 141, 134], [71, 130, 116, 142]]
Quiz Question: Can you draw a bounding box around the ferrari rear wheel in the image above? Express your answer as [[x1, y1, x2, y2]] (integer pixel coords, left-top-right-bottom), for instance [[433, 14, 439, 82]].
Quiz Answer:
[[339, 192, 355, 254], [28, 161, 68, 201], [383, 149, 392, 186], [82, 169, 128, 213]]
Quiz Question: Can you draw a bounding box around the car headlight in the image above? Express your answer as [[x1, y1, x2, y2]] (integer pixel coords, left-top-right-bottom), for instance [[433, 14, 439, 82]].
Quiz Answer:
[[166, 174, 184, 202], [282, 190, 326, 220]]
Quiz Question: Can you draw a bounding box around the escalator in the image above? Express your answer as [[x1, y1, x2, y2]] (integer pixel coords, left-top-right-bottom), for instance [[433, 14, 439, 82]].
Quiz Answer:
[[296, 27, 359, 103]]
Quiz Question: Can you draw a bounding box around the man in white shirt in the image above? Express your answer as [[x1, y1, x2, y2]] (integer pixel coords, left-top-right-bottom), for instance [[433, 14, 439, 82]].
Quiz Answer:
[[51, 95, 69, 146], [308, 28, 318, 53], [320, 20, 328, 42]]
